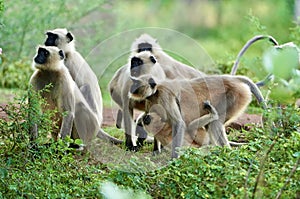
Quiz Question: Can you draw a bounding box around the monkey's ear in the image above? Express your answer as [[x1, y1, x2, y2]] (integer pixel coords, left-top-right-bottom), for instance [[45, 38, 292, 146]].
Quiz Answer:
[[150, 56, 156, 64], [66, 32, 74, 42], [148, 78, 156, 89], [58, 50, 65, 60]]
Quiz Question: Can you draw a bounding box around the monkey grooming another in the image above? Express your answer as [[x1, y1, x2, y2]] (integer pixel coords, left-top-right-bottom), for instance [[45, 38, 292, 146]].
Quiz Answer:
[[29, 46, 122, 146], [109, 34, 206, 150], [44, 28, 104, 130], [129, 74, 266, 158]]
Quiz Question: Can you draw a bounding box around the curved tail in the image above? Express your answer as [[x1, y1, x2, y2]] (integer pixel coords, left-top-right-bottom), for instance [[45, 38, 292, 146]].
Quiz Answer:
[[231, 35, 279, 75], [97, 128, 123, 145], [237, 76, 267, 110]]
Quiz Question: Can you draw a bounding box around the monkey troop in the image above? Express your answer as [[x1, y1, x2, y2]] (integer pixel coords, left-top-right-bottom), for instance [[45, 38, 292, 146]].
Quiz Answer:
[[29, 30, 267, 158]]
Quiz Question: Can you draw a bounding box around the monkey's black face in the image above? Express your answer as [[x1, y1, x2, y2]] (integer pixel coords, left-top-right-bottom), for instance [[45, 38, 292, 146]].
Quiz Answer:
[[34, 47, 49, 64], [131, 57, 144, 77], [130, 55, 157, 77], [130, 79, 143, 95], [45, 32, 58, 46], [137, 43, 152, 53], [142, 114, 152, 125]]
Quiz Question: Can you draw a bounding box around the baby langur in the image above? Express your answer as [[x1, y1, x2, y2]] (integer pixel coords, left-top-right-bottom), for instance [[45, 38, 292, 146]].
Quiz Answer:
[[129, 74, 266, 158], [29, 46, 122, 146], [44, 28, 103, 128]]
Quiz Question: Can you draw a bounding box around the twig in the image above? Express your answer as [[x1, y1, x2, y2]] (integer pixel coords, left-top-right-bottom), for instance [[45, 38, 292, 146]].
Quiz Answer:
[[252, 139, 277, 199], [275, 157, 300, 199]]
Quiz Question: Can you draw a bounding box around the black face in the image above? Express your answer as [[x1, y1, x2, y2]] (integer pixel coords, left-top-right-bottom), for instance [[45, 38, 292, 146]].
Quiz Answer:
[[137, 43, 152, 53], [130, 79, 142, 94], [142, 114, 152, 125], [130, 57, 144, 77], [148, 78, 156, 89], [34, 47, 49, 64], [44, 32, 58, 46]]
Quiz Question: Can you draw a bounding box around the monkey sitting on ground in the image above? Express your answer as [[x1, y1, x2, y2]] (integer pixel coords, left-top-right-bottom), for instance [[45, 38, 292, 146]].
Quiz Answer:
[[44, 28, 104, 129], [129, 74, 266, 158], [29, 46, 122, 146]]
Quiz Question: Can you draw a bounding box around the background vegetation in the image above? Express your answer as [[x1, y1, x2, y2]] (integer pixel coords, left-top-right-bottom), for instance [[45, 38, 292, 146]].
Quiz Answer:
[[0, 0, 299, 198]]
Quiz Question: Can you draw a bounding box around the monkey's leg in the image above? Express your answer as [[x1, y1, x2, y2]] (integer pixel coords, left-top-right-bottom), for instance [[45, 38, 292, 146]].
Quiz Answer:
[[123, 98, 138, 151], [28, 90, 39, 142], [116, 109, 123, 129], [153, 137, 162, 156], [171, 119, 185, 158], [60, 112, 75, 139], [79, 84, 97, 114], [207, 120, 230, 147]]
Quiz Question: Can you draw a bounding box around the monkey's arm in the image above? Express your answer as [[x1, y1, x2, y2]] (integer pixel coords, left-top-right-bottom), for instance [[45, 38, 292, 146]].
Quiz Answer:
[[79, 84, 97, 113], [28, 87, 38, 141], [60, 89, 75, 139], [164, 97, 186, 158]]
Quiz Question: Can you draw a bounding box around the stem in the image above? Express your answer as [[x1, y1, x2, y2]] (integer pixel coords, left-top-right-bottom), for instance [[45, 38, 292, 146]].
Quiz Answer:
[[275, 157, 300, 199]]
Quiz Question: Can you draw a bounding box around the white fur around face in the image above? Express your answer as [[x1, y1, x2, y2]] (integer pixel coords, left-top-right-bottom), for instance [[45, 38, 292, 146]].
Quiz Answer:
[[32, 45, 64, 71]]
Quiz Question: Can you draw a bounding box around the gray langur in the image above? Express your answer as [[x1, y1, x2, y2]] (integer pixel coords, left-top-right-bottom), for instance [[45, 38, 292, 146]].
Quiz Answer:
[[29, 46, 122, 146], [44, 28, 104, 128], [129, 74, 266, 158], [109, 51, 166, 150], [109, 33, 206, 150]]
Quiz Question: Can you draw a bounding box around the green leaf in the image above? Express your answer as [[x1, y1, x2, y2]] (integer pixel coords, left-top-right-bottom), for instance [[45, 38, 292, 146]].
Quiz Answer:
[[293, 151, 300, 158], [263, 42, 299, 80]]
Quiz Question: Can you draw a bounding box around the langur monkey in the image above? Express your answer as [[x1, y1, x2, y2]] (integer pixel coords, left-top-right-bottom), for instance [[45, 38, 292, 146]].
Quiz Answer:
[[109, 34, 206, 150], [44, 28, 103, 129], [137, 102, 245, 154], [130, 33, 206, 79], [29, 46, 122, 146], [109, 51, 166, 150], [129, 74, 266, 158]]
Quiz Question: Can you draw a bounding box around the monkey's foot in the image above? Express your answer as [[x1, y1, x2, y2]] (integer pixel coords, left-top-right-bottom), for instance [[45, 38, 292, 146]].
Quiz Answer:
[[203, 100, 218, 118]]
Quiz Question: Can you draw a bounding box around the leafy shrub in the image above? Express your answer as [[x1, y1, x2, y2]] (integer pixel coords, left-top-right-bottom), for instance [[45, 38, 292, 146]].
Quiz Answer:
[[0, 59, 32, 89]]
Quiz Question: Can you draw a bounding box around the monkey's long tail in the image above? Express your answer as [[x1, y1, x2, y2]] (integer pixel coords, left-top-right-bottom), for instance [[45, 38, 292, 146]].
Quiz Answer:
[[97, 128, 124, 145], [237, 76, 268, 110], [230, 35, 279, 76], [229, 141, 247, 146]]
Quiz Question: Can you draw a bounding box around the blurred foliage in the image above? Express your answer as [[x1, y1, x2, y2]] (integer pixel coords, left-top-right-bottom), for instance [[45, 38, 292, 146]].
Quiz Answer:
[[1, 1, 300, 197], [0, 93, 299, 198], [0, 0, 297, 101]]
